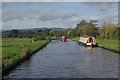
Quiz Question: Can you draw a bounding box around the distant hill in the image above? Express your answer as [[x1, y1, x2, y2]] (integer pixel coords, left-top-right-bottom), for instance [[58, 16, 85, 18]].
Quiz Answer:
[[2, 28, 66, 34]]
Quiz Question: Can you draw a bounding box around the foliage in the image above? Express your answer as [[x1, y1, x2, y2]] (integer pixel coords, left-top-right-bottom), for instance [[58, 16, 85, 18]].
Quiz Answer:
[[74, 20, 97, 36], [67, 20, 118, 40], [19, 31, 35, 38], [34, 30, 49, 40], [37, 29, 43, 33], [10, 29, 19, 37], [99, 21, 118, 40], [50, 30, 66, 37]]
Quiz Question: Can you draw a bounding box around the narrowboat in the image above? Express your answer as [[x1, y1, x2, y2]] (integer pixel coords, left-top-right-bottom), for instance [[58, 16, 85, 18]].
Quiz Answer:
[[62, 36, 68, 42], [79, 36, 97, 47]]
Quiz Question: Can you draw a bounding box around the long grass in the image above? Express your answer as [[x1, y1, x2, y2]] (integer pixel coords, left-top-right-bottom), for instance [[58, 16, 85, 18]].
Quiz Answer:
[[2, 38, 49, 66]]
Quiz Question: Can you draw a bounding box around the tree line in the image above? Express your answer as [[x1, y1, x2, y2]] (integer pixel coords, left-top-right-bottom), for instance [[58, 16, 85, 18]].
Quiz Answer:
[[2, 28, 66, 40], [66, 20, 118, 40], [2, 20, 118, 40]]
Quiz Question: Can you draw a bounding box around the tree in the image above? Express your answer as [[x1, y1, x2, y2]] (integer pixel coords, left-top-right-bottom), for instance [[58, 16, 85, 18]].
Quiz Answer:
[[99, 21, 106, 39], [38, 29, 43, 33], [66, 28, 72, 37], [99, 21, 118, 39], [74, 20, 97, 36], [2, 33, 10, 38], [19, 31, 35, 38], [80, 20, 87, 25], [90, 19, 98, 24], [10, 29, 19, 37]]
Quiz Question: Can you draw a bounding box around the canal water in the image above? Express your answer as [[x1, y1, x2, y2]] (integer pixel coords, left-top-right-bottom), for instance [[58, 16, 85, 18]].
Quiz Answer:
[[5, 40, 118, 78]]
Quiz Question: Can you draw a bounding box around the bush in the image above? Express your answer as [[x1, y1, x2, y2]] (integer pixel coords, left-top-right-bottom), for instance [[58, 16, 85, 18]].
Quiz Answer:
[[46, 36, 51, 40]]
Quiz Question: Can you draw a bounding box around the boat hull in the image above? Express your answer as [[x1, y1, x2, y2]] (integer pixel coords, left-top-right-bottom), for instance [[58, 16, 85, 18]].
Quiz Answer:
[[61, 39, 68, 42], [79, 41, 97, 47]]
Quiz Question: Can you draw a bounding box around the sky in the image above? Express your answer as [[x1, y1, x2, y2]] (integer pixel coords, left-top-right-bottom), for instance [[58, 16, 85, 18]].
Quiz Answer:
[[2, 1, 118, 30]]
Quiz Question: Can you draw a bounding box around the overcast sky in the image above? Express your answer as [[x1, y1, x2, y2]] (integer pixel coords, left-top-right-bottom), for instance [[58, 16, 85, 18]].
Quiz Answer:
[[2, 2, 118, 30]]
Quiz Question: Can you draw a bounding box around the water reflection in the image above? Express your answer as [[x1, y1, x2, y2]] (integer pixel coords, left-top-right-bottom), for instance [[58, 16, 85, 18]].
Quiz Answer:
[[85, 46, 96, 50]]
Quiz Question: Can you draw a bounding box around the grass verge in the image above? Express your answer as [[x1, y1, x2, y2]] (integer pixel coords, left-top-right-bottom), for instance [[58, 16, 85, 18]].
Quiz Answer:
[[70, 37, 79, 41], [51, 37, 61, 40], [96, 39, 119, 51], [2, 38, 49, 67]]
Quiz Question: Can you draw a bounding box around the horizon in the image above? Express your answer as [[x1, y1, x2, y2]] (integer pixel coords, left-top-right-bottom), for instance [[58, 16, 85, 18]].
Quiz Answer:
[[2, 27, 67, 31]]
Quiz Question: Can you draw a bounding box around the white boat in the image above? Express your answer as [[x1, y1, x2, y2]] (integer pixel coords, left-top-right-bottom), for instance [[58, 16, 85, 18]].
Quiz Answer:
[[79, 36, 97, 46]]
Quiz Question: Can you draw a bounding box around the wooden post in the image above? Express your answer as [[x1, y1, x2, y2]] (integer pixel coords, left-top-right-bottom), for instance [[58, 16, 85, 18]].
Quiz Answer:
[[32, 40, 34, 43]]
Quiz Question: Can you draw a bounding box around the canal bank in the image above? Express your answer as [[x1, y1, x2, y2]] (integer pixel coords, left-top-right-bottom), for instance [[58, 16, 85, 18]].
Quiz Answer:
[[2, 40, 51, 76], [97, 45, 120, 53]]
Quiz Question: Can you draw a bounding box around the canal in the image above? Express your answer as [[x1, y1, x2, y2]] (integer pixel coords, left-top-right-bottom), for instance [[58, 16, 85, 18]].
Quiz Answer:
[[5, 39, 118, 78]]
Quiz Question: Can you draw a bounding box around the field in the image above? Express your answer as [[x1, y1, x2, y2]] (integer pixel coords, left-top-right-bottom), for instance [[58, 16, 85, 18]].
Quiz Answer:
[[2, 38, 49, 66], [70, 37, 119, 51]]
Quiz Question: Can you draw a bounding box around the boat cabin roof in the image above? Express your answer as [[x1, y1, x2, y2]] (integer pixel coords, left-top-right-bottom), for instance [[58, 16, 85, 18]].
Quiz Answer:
[[80, 35, 95, 38]]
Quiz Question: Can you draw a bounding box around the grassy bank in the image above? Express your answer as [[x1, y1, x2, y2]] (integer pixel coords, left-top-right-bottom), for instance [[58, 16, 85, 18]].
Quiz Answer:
[[71, 37, 79, 41], [51, 37, 61, 40], [70, 37, 119, 52], [2, 38, 49, 67], [96, 39, 119, 51]]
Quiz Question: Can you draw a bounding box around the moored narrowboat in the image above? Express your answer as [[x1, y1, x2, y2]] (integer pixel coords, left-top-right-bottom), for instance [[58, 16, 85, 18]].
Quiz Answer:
[[79, 36, 97, 47], [62, 36, 68, 42]]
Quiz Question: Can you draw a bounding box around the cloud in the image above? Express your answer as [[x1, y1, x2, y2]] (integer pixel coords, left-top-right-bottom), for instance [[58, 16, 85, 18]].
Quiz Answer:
[[84, 0, 119, 2], [2, 2, 118, 30], [88, 12, 118, 26], [98, 12, 118, 21], [2, 0, 119, 2], [2, 7, 79, 29], [2, 0, 65, 2], [3, 7, 117, 29], [84, 2, 117, 12], [99, 3, 117, 12], [3, 8, 77, 22], [29, 9, 77, 21], [65, 11, 118, 27]]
